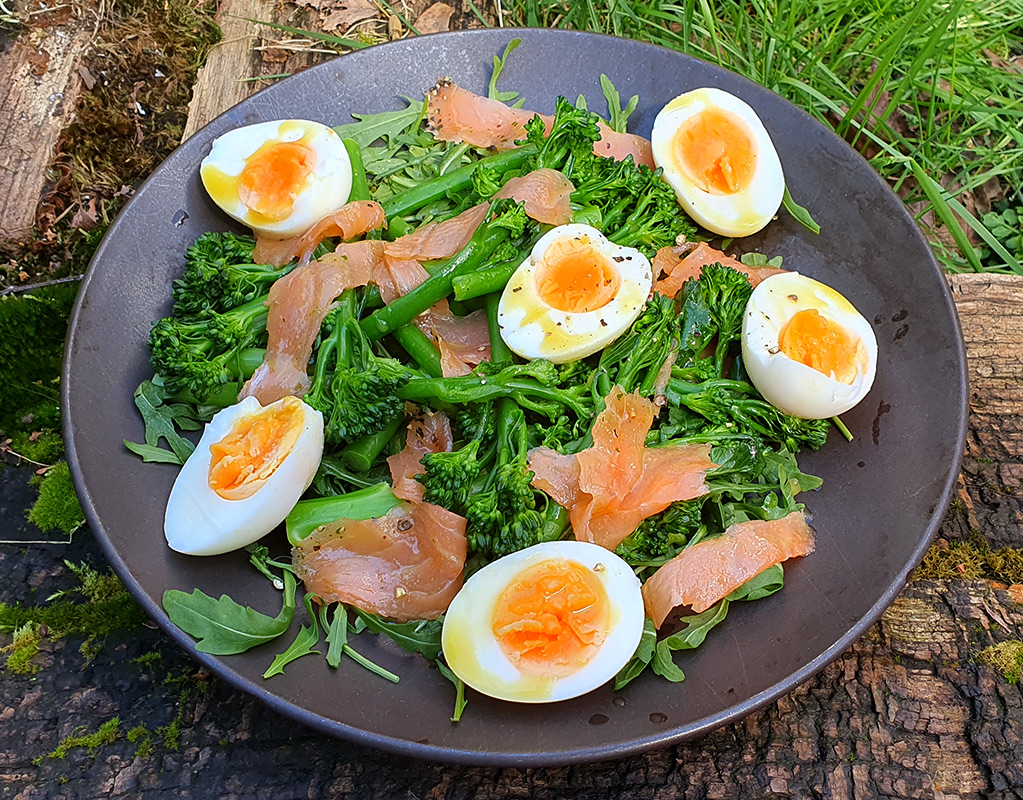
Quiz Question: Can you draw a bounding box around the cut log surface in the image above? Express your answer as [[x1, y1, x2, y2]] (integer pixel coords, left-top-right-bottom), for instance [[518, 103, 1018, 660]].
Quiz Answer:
[[2, 276, 1021, 798], [0, 27, 91, 240]]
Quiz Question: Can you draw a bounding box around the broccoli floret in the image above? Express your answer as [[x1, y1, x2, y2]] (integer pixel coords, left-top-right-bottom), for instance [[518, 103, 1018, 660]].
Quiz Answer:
[[305, 292, 412, 446], [419, 440, 481, 510], [596, 293, 679, 397], [523, 96, 602, 177], [148, 295, 269, 400], [571, 155, 697, 258], [173, 232, 292, 316], [464, 403, 545, 560], [470, 163, 504, 198], [615, 496, 706, 567], [678, 262, 754, 374], [666, 378, 830, 452]]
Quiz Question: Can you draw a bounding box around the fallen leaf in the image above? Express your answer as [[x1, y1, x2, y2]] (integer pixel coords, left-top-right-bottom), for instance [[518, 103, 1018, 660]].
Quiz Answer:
[[387, 13, 402, 39], [318, 0, 377, 31], [1008, 584, 1023, 605], [414, 2, 454, 34], [70, 197, 98, 231]]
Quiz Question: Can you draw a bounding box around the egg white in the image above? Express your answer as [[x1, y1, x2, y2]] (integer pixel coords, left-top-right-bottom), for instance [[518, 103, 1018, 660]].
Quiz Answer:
[[741, 272, 878, 419], [651, 88, 784, 237], [164, 396, 324, 556], [200, 119, 353, 239], [497, 224, 652, 364], [441, 540, 645, 703]]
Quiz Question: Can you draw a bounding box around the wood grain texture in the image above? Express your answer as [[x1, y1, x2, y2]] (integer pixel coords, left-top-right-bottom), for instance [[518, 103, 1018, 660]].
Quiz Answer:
[[0, 28, 91, 240], [948, 274, 1023, 548], [181, 0, 337, 140]]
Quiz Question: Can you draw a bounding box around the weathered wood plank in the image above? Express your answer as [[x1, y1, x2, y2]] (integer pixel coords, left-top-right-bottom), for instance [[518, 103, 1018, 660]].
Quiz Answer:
[[0, 27, 92, 240], [947, 274, 1023, 548]]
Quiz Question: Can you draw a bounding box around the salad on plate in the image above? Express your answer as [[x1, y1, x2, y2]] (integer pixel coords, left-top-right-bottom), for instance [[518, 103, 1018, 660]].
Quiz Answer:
[[127, 41, 878, 717]]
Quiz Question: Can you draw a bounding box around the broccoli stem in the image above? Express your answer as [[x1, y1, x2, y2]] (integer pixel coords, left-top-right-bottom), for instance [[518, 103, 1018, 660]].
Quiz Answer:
[[392, 324, 443, 377], [486, 293, 511, 363], [285, 483, 401, 546], [360, 222, 513, 342], [341, 409, 406, 471], [380, 145, 537, 220], [342, 138, 371, 202], [396, 374, 589, 419], [452, 258, 521, 301]]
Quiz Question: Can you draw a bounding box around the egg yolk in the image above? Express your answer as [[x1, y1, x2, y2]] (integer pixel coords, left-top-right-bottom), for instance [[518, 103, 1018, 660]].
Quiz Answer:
[[534, 236, 621, 313], [208, 397, 305, 500], [779, 309, 863, 384], [237, 141, 316, 222], [492, 559, 610, 677], [673, 107, 756, 195]]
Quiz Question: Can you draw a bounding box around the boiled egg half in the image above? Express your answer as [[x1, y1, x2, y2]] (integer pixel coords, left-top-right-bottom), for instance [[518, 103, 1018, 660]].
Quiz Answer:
[[741, 272, 878, 419], [165, 395, 324, 556], [441, 540, 645, 703], [200, 119, 353, 239], [497, 224, 652, 363], [651, 88, 784, 237]]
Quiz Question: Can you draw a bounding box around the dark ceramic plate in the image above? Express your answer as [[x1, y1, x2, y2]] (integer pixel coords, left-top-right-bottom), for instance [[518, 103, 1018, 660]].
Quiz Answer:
[[63, 29, 968, 766]]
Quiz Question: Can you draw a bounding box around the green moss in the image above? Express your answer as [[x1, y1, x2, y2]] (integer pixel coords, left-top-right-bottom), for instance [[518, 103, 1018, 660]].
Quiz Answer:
[[0, 284, 78, 445], [33, 717, 121, 764], [27, 463, 85, 536], [913, 536, 1023, 584], [126, 725, 153, 759], [0, 562, 145, 668], [978, 640, 1023, 683], [131, 650, 162, 669], [1, 622, 42, 674]]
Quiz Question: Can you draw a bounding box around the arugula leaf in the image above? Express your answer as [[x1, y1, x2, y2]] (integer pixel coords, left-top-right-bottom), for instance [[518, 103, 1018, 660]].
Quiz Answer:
[[488, 38, 521, 103], [600, 74, 639, 134], [739, 252, 785, 269], [334, 103, 424, 149], [263, 594, 321, 678], [321, 603, 348, 669], [126, 380, 196, 464], [727, 564, 784, 602], [782, 185, 821, 235], [162, 570, 297, 655], [436, 659, 468, 722], [615, 617, 657, 690], [354, 609, 443, 660], [652, 640, 687, 682], [123, 441, 183, 464]]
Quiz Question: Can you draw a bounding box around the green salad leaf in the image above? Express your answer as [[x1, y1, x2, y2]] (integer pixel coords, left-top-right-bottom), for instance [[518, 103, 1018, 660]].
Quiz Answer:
[[162, 570, 297, 655]]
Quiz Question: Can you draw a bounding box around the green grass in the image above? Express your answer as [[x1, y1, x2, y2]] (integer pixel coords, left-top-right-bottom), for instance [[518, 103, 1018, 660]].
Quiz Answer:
[[496, 0, 1023, 273]]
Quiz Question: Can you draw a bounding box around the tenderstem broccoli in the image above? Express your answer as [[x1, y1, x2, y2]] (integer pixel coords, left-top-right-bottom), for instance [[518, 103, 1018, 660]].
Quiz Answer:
[[148, 295, 269, 401], [174, 232, 293, 316], [304, 290, 413, 446], [677, 262, 754, 375]]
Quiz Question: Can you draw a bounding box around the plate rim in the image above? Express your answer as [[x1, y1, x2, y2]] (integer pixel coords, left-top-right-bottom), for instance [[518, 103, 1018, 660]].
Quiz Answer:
[[61, 26, 970, 766]]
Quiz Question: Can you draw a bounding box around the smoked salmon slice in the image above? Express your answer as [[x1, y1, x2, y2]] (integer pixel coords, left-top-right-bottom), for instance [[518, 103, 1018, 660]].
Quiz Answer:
[[387, 410, 453, 502], [653, 242, 786, 299], [253, 200, 386, 267], [528, 386, 716, 551], [239, 240, 382, 405], [494, 169, 575, 226], [641, 510, 816, 628], [293, 501, 468, 622], [426, 80, 656, 169]]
